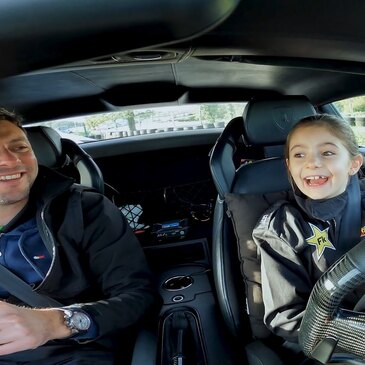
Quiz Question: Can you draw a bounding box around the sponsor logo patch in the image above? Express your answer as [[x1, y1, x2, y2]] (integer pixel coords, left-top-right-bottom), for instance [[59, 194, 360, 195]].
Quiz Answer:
[[306, 223, 335, 260]]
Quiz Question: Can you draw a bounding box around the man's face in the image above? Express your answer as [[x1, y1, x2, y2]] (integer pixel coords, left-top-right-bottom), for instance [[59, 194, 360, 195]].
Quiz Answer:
[[0, 120, 38, 205], [286, 125, 362, 200]]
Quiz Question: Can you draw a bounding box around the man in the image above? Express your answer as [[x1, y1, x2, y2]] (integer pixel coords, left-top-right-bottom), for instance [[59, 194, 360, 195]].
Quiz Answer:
[[0, 108, 158, 364]]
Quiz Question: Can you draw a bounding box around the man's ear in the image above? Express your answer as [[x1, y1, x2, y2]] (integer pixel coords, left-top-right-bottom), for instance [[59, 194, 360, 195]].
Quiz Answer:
[[350, 154, 364, 175]]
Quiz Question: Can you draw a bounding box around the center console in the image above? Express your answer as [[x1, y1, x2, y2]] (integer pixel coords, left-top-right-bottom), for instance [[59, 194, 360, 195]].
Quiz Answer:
[[132, 238, 239, 365]]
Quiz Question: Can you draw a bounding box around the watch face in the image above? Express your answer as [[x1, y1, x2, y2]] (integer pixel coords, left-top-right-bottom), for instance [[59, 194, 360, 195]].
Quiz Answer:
[[70, 312, 91, 331]]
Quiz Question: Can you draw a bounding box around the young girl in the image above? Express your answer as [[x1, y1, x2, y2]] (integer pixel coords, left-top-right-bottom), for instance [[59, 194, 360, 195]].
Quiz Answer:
[[252, 114, 364, 343]]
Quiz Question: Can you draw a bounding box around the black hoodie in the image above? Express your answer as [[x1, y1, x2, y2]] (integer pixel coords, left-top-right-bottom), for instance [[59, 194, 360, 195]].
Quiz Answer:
[[16, 166, 158, 349]]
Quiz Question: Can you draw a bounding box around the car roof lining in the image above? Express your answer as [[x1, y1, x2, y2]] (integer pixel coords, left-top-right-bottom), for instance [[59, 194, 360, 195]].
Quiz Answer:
[[0, 0, 240, 78], [3, 60, 365, 123], [1, 0, 365, 122]]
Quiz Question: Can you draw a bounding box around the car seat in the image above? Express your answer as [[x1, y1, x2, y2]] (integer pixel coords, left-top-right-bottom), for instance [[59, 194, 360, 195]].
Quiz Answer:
[[25, 125, 104, 194], [209, 96, 316, 364]]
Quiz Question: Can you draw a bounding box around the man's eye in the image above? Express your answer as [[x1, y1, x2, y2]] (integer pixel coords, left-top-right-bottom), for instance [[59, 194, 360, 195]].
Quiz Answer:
[[12, 145, 30, 152]]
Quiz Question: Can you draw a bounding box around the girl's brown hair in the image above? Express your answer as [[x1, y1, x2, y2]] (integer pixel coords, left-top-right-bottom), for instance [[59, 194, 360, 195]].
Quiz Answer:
[[285, 114, 359, 160]]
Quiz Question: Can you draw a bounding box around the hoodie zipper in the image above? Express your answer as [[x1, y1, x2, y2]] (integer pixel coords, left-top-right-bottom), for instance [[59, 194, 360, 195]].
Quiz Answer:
[[33, 203, 57, 290], [32, 173, 74, 291]]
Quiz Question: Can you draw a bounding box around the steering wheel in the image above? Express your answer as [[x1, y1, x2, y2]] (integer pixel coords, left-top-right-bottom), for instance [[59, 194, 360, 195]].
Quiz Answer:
[[298, 239, 365, 364]]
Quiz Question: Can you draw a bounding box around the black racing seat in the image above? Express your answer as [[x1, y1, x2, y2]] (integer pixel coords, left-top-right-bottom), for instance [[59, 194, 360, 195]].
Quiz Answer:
[[25, 126, 104, 194], [209, 96, 316, 363]]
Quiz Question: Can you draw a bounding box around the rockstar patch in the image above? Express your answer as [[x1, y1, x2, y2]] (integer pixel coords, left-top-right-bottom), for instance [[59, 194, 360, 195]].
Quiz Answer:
[[306, 223, 335, 260]]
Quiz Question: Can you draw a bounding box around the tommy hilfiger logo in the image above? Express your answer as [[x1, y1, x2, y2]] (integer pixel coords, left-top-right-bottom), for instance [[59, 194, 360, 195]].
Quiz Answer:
[[306, 223, 335, 260]]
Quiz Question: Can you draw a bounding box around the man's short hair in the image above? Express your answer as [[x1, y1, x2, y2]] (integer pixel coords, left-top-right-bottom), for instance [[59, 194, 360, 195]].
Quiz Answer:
[[0, 108, 25, 131]]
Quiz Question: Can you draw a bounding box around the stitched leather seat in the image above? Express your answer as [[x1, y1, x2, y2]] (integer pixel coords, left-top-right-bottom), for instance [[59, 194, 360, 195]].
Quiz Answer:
[[209, 96, 316, 363], [26, 126, 104, 194]]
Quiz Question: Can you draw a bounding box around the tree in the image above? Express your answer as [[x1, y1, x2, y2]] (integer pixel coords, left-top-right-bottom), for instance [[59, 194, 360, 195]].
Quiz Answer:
[[85, 113, 113, 130], [335, 96, 365, 115], [200, 104, 225, 123], [125, 110, 136, 132], [200, 103, 245, 123], [85, 111, 136, 133]]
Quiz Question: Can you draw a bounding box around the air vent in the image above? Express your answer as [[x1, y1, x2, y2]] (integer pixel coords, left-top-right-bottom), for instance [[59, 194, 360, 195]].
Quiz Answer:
[[91, 51, 179, 64]]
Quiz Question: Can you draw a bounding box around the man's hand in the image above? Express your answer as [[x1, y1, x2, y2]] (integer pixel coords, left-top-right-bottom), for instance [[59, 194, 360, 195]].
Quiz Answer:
[[0, 301, 72, 356]]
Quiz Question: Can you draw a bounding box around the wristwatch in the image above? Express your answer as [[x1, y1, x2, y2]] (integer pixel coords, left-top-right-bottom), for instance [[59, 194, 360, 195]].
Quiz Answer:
[[59, 308, 92, 334]]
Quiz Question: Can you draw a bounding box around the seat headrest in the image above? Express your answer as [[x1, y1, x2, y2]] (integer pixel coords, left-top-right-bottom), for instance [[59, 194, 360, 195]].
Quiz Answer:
[[25, 126, 64, 167], [243, 96, 316, 146]]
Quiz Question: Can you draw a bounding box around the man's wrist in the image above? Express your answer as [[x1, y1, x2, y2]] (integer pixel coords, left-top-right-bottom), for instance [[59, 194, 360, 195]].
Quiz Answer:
[[56, 308, 92, 335], [38, 308, 73, 340]]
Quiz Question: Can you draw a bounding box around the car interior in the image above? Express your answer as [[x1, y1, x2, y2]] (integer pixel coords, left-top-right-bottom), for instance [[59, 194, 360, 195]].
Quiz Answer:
[[26, 125, 105, 194], [2, 1, 365, 364]]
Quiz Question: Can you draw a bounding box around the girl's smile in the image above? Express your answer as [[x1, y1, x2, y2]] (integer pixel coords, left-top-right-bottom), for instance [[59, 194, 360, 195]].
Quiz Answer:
[[287, 125, 363, 200]]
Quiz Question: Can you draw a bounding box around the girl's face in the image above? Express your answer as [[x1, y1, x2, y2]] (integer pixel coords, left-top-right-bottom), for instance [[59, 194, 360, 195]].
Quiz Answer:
[[286, 125, 363, 200]]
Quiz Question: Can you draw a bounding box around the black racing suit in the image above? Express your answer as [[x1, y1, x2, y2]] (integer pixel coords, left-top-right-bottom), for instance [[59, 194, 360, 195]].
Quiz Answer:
[[252, 177, 365, 342]]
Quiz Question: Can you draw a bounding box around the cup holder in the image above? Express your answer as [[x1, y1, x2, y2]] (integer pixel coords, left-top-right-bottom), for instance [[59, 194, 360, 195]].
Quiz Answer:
[[163, 275, 193, 291]]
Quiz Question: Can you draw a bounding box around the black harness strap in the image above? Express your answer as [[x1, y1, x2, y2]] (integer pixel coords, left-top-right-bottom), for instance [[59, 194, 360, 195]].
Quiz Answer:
[[338, 174, 361, 255]]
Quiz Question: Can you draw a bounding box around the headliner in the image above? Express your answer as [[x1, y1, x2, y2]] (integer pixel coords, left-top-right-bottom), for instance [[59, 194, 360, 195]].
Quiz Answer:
[[1, 0, 365, 122]]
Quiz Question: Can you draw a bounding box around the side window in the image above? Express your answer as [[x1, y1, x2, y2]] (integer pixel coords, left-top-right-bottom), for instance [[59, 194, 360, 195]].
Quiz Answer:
[[334, 96, 365, 146]]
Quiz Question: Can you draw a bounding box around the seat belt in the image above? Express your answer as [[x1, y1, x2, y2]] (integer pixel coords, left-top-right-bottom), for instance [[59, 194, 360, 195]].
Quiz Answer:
[[338, 174, 361, 255], [343, 174, 365, 312], [0, 264, 62, 307]]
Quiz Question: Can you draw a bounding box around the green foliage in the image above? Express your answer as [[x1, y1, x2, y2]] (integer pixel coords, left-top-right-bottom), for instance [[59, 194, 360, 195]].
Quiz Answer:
[[352, 127, 365, 147], [200, 103, 244, 123], [85, 111, 134, 131], [334, 96, 365, 114], [86, 112, 115, 129], [334, 96, 365, 146], [125, 110, 136, 131]]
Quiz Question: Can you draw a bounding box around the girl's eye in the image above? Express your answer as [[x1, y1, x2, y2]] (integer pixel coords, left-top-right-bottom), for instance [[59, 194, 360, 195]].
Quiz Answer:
[[293, 152, 304, 158], [322, 151, 335, 156]]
